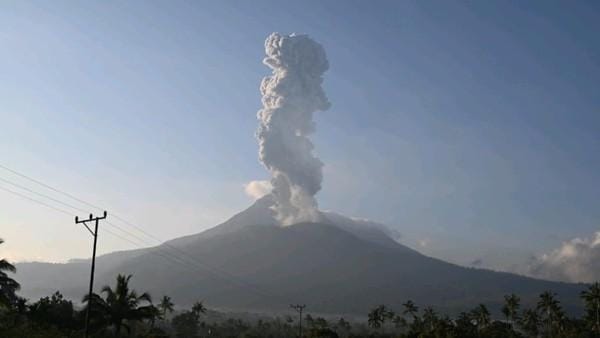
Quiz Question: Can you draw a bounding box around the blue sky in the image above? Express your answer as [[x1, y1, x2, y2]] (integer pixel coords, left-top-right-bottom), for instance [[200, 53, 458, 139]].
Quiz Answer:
[[1, 1, 599, 271]]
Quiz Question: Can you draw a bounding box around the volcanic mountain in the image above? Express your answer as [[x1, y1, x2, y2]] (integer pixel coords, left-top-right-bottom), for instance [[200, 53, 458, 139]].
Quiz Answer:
[[16, 196, 586, 315]]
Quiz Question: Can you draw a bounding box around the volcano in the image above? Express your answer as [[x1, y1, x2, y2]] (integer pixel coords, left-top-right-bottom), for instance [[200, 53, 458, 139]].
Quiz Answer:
[[16, 196, 586, 315]]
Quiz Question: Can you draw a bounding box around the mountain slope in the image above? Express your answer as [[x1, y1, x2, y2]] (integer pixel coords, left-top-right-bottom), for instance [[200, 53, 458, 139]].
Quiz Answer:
[[16, 197, 587, 315]]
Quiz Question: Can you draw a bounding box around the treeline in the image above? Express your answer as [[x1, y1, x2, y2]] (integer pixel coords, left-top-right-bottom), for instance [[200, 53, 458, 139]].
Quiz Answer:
[[2, 238, 600, 337], [364, 288, 600, 338]]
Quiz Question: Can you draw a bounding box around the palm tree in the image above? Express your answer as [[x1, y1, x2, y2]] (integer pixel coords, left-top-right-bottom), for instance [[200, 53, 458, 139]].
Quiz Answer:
[[501, 294, 520, 328], [537, 290, 561, 336], [455, 311, 476, 336], [520, 308, 540, 337], [84, 274, 156, 336], [159, 295, 175, 319], [336, 317, 351, 332], [368, 304, 392, 329], [392, 314, 407, 329], [402, 300, 419, 321], [191, 300, 206, 316], [422, 306, 438, 332], [470, 304, 491, 333], [581, 282, 600, 333], [0, 238, 20, 307]]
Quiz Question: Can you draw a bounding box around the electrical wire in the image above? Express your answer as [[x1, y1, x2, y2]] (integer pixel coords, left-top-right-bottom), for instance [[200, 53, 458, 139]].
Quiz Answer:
[[0, 166, 293, 304]]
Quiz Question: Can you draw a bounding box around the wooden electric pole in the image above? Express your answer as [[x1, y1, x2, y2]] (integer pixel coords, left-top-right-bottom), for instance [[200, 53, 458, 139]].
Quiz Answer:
[[76, 211, 107, 338], [290, 304, 306, 337]]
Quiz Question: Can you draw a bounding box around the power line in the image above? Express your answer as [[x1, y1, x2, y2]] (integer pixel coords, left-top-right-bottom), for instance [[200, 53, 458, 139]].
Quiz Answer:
[[1, 163, 189, 247], [0, 164, 287, 295], [0, 163, 103, 210], [0, 178, 220, 273], [0, 182, 260, 292], [0, 164, 167, 242], [0, 166, 295, 305], [0, 184, 73, 217], [0, 176, 176, 252], [0, 173, 274, 298], [0, 176, 91, 214]]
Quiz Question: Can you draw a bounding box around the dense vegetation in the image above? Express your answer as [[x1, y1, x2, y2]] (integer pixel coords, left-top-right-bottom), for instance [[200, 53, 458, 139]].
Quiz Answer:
[[2, 238, 600, 337]]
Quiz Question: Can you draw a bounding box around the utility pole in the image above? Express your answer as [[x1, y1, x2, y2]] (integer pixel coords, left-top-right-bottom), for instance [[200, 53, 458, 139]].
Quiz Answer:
[[76, 211, 107, 338], [290, 304, 306, 338]]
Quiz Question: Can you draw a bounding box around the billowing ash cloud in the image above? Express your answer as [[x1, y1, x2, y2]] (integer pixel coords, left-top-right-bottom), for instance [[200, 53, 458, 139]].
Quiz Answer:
[[529, 231, 600, 283], [256, 33, 330, 225]]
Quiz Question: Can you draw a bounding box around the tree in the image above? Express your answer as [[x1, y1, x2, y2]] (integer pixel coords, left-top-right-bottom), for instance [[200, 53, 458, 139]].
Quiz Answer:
[[453, 311, 476, 337], [28, 291, 79, 332], [191, 301, 206, 316], [171, 301, 207, 338], [581, 282, 600, 333], [0, 238, 20, 307], [335, 317, 351, 335], [520, 308, 540, 337], [470, 304, 491, 333], [83, 274, 156, 336], [172, 311, 200, 338], [402, 300, 419, 321], [537, 290, 562, 336], [367, 304, 393, 329], [422, 306, 438, 332], [307, 317, 337, 338], [158, 295, 174, 319], [501, 293, 520, 328], [392, 314, 407, 329]]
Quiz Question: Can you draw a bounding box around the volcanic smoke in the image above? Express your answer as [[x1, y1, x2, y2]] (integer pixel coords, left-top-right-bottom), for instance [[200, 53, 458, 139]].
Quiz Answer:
[[256, 33, 330, 225]]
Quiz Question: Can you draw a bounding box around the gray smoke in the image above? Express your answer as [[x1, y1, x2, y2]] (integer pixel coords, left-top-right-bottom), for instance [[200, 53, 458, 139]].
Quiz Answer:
[[256, 33, 330, 225]]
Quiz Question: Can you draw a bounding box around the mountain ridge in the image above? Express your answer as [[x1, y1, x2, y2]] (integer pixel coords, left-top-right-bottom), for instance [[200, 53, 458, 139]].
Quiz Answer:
[[15, 197, 587, 315]]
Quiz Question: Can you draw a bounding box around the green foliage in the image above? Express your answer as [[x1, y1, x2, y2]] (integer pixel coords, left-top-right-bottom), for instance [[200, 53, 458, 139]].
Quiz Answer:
[[519, 308, 540, 337], [0, 238, 20, 308], [171, 310, 200, 338], [502, 293, 521, 326], [83, 274, 157, 336], [537, 290, 565, 337], [28, 291, 80, 332], [2, 258, 600, 338], [581, 282, 600, 333], [368, 304, 394, 329], [158, 295, 174, 319]]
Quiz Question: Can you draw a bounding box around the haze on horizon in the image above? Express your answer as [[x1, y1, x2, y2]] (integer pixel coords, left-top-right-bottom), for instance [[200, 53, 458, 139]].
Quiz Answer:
[[1, 1, 600, 285]]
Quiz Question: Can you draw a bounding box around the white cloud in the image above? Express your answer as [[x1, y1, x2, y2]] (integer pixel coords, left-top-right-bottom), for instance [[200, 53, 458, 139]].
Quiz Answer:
[[243, 180, 272, 200], [529, 231, 600, 283]]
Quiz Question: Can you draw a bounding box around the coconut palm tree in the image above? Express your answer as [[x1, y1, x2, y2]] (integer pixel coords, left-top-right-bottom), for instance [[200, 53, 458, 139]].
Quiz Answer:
[[368, 305, 392, 329], [470, 304, 491, 333], [83, 274, 156, 336], [158, 295, 174, 319], [392, 314, 407, 329], [581, 282, 600, 333], [422, 306, 438, 332], [0, 238, 20, 307], [191, 301, 206, 316], [537, 290, 561, 337], [454, 311, 476, 336], [402, 300, 419, 321], [501, 294, 520, 328], [520, 308, 540, 337]]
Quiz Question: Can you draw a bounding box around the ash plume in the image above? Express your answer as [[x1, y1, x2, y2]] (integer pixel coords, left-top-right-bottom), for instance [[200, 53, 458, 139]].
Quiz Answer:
[[256, 33, 330, 225]]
